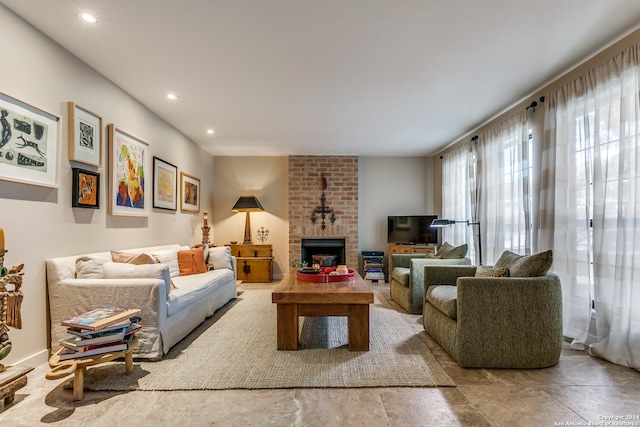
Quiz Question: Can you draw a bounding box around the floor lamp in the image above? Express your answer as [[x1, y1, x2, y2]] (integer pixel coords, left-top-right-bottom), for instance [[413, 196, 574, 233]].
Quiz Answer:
[[431, 219, 482, 265], [232, 196, 264, 245]]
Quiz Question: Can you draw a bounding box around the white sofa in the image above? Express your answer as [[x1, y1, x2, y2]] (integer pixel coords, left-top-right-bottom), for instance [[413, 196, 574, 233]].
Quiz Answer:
[[46, 244, 237, 360]]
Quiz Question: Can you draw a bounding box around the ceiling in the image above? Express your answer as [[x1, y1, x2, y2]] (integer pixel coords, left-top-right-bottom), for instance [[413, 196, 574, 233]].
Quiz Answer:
[[3, 1, 640, 157]]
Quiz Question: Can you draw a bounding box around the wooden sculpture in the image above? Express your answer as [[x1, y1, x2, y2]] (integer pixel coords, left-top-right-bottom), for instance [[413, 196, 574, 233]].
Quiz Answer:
[[0, 227, 24, 374]]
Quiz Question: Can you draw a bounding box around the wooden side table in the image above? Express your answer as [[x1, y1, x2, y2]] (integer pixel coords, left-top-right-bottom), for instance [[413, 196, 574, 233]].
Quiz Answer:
[[46, 346, 134, 401], [227, 244, 273, 282]]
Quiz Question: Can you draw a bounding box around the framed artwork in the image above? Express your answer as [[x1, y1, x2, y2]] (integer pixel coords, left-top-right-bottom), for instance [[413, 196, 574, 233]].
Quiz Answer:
[[180, 172, 200, 213], [107, 124, 149, 217], [0, 91, 60, 187], [153, 156, 177, 210], [68, 102, 102, 167], [72, 168, 100, 209]]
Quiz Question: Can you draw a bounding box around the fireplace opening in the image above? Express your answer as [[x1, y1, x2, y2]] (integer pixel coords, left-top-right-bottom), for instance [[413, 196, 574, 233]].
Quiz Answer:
[[301, 238, 346, 267]]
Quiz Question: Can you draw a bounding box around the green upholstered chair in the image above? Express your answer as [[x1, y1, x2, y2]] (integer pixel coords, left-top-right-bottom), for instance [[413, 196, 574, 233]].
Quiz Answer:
[[389, 243, 471, 314], [422, 250, 563, 368]]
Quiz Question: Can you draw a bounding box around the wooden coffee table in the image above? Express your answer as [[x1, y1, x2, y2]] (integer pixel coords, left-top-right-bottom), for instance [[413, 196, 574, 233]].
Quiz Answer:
[[272, 269, 374, 351]]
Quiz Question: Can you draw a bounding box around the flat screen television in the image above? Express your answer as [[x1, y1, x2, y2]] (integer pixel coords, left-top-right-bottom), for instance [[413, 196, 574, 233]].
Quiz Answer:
[[387, 215, 438, 245]]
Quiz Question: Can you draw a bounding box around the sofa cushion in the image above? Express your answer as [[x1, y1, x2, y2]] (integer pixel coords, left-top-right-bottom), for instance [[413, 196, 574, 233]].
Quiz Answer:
[[475, 265, 510, 277], [149, 246, 189, 278], [177, 247, 207, 276], [437, 242, 468, 259], [102, 262, 171, 296], [75, 254, 111, 279], [209, 246, 233, 270], [426, 285, 458, 319], [494, 250, 553, 277], [111, 251, 156, 265], [167, 268, 235, 317], [390, 267, 410, 287]]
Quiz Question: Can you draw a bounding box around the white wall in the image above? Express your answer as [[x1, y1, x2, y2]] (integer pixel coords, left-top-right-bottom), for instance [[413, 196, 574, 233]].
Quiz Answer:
[[212, 157, 289, 278], [0, 6, 215, 365], [358, 156, 437, 254]]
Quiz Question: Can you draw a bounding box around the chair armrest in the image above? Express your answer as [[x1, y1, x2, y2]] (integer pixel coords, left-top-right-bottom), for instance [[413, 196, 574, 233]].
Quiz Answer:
[[455, 274, 563, 368], [423, 265, 479, 288], [390, 253, 426, 270]]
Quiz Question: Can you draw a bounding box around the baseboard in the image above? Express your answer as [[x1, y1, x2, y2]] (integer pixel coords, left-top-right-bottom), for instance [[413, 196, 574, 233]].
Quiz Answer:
[[13, 349, 49, 368]]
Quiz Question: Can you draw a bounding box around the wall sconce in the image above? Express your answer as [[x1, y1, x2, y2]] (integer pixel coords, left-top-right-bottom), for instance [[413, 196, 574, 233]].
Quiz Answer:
[[232, 196, 264, 245], [431, 219, 482, 265]]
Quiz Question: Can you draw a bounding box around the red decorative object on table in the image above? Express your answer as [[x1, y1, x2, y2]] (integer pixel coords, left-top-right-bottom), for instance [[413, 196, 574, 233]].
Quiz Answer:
[[296, 268, 356, 282]]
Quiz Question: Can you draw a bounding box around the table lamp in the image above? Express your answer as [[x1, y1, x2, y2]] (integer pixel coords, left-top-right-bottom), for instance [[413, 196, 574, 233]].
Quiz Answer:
[[232, 196, 264, 244]]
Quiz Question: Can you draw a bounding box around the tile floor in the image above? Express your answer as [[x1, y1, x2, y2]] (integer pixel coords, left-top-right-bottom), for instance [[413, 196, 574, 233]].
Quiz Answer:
[[1, 281, 639, 427]]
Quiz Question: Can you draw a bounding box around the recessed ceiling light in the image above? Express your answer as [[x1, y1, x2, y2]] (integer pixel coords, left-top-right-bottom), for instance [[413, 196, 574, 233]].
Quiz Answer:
[[79, 13, 97, 23], [207, 129, 215, 135], [166, 93, 177, 100]]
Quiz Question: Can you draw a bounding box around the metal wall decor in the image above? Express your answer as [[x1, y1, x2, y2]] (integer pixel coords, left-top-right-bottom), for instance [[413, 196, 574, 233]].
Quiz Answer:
[[311, 173, 336, 230], [256, 226, 269, 243]]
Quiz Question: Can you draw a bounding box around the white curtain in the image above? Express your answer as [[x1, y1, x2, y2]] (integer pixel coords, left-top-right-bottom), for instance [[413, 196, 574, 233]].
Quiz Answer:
[[476, 111, 531, 265], [441, 141, 476, 262], [541, 43, 640, 368]]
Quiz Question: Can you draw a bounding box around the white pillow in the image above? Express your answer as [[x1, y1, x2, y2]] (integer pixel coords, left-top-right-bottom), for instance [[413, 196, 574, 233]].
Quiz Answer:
[[75, 254, 111, 279], [209, 246, 233, 270], [102, 262, 171, 296], [149, 246, 188, 278]]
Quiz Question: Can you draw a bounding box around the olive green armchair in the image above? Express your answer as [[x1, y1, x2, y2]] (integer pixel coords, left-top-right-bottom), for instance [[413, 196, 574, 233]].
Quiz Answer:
[[389, 252, 471, 314], [422, 250, 563, 368]]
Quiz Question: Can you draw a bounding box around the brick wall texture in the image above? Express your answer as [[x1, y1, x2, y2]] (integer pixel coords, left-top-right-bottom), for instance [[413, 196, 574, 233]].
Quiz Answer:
[[288, 156, 359, 268]]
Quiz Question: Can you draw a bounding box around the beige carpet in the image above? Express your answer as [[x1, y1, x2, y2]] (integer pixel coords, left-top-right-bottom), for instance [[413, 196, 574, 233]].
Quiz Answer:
[[82, 289, 455, 390]]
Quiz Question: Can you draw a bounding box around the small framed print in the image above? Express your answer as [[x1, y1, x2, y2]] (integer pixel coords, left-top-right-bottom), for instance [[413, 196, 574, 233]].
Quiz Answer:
[[68, 102, 102, 167], [108, 124, 149, 217], [180, 172, 200, 213], [72, 168, 100, 209], [153, 156, 177, 210]]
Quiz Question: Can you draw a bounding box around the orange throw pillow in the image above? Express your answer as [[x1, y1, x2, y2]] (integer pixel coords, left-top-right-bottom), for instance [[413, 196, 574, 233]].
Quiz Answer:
[[177, 247, 207, 276]]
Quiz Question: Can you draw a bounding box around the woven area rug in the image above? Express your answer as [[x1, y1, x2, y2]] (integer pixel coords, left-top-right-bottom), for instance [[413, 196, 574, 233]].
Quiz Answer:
[[82, 289, 455, 390]]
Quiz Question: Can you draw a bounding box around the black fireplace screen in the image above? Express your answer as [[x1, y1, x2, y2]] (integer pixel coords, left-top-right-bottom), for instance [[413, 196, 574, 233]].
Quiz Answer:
[[301, 238, 345, 267]]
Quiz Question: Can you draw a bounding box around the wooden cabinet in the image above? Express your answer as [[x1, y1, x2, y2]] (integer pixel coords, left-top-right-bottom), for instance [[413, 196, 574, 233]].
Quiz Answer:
[[227, 244, 273, 283], [387, 244, 436, 270]]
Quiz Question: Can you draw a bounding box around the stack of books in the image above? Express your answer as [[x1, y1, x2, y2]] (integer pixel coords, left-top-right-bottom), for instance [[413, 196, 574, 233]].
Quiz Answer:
[[58, 306, 142, 360]]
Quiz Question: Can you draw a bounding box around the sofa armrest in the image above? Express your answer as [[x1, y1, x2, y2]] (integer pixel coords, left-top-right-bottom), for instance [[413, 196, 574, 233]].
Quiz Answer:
[[455, 274, 563, 368], [50, 278, 167, 355]]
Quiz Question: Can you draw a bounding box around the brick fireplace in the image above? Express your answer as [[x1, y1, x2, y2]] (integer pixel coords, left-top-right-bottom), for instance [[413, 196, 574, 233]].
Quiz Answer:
[[288, 156, 359, 268]]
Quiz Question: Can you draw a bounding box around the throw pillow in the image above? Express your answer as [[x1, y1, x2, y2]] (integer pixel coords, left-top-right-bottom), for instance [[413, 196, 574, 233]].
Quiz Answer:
[[436, 241, 453, 256], [475, 265, 510, 277], [437, 242, 468, 259], [149, 246, 187, 278], [494, 249, 553, 277], [177, 247, 207, 276], [102, 262, 172, 296], [111, 251, 156, 265], [208, 246, 233, 270], [75, 254, 111, 279]]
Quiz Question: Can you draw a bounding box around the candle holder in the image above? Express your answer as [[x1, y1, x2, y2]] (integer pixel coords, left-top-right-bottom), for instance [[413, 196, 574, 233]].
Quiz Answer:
[[201, 211, 211, 245]]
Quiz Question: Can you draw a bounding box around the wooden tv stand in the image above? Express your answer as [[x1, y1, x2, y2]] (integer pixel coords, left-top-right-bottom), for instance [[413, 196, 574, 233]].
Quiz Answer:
[[387, 243, 437, 270]]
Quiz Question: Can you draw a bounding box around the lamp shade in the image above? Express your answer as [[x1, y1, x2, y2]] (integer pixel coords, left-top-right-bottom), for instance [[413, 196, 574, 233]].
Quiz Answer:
[[430, 219, 455, 227], [232, 196, 264, 212]]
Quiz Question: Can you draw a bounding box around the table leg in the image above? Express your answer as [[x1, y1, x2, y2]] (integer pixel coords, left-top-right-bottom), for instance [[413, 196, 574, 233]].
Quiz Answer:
[[125, 349, 134, 374], [348, 304, 370, 351], [277, 304, 298, 350], [73, 366, 85, 401]]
